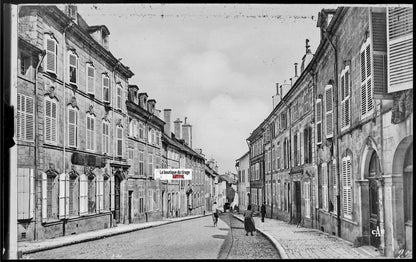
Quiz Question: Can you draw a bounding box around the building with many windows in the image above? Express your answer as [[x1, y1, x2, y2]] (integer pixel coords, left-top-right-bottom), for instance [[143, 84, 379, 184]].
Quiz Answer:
[[243, 6, 412, 257], [235, 151, 250, 212], [17, 5, 134, 241]]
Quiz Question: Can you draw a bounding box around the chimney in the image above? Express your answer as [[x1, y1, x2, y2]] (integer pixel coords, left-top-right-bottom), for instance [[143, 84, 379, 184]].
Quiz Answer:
[[174, 118, 182, 139], [163, 109, 172, 137], [294, 63, 298, 77], [182, 117, 192, 147], [276, 82, 279, 96]]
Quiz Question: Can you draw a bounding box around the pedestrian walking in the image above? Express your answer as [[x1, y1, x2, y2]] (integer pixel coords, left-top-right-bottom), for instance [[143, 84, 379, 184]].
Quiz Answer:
[[212, 202, 219, 227], [261, 202, 266, 222], [243, 204, 256, 236]]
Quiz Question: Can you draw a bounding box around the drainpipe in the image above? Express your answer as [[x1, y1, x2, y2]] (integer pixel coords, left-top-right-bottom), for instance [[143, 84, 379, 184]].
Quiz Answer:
[[33, 50, 46, 241], [61, 21, 73, 236], [323, 27, 341, 237], [144, 111, 154, 221], [271, 127, 274, 219]]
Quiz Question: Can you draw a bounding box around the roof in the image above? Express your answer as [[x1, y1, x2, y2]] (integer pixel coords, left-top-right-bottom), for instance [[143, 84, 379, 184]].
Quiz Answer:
[[88, 25, 110, 36]]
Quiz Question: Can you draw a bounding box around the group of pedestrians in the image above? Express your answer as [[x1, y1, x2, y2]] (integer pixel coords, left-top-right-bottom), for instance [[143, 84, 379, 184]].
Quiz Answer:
[[212, 201, 267, 237]]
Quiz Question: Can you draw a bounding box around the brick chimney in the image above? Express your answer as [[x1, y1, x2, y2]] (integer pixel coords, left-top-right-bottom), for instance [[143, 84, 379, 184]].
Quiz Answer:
[[163, 109, 172, 137], [182, 117, 192, 147], [174, 118, 182, 139]]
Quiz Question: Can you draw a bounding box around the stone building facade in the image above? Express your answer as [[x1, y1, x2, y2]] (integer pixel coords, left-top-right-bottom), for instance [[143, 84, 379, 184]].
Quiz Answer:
[[17, 5, 134, 241], [244, 6, 412, 257], [235, 151, 250, 212]]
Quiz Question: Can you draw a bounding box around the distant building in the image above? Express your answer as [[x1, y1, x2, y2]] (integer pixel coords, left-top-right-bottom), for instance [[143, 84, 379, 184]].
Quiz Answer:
[[236, 151, 250, 212]]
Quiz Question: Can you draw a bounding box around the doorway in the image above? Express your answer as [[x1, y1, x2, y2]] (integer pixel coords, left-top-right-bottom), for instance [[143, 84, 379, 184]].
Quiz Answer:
[[128, 191, 133, 224], [294, 181, 302, 224], [368, 152, 381, 248]]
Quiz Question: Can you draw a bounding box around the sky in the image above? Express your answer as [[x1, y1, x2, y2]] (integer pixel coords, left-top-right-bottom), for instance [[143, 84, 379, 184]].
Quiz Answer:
[[75, 4, 340, 173]]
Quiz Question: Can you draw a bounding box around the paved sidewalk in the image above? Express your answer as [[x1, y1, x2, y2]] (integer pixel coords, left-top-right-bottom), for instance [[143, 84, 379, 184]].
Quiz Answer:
[[18, 213, 210, 255], [233, 213, 391, 259]]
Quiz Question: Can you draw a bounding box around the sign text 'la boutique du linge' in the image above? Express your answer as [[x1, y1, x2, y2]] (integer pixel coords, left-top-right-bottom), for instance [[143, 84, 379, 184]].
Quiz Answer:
[[154, 169, 193, 180]]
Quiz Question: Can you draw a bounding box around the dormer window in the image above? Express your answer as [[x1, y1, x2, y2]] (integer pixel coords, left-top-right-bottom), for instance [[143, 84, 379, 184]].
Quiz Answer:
[[102, 29, 109, 50]]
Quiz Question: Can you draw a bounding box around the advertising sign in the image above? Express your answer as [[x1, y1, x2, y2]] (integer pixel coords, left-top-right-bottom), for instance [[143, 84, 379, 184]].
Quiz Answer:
[[154, 169, 192, 180]]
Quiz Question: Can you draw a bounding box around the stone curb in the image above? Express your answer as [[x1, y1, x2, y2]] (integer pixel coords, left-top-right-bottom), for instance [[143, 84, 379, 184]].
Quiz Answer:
[[20, 213, 211, 255], [232, 214, 289, 259]]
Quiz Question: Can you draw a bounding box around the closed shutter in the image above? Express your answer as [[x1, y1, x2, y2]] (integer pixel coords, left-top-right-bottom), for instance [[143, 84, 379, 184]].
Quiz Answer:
[[117, 127, 123, 157], [17, 168, 30, 219], [371, 9, 388, 97], [117, 85, 122, 109], [96, 175, 103, 213], [42, 172, 48, 221], [110, 175, 115, 211], [45, 38, 56, 73], [51, 101, 57, 143], [345, 158, 352, 216], [25, 96, 34, 141], [325, 86, 333, 137], [316, 99, 322, 144], [87, 65, 95, 94], [387, 7, 413, 92], [68, 108, 77, 147], [79, 174, 88, 216], [45, 99, 51, 142], [103, 75, 110, 102], [360, 40, 374, 117], [59, 173, 66, 219]]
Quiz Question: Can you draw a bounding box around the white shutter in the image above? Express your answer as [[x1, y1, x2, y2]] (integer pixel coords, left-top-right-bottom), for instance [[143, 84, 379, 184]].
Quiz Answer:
[[68, 108, 76, 147], [387, 7, 413, 92], [79, 174, 88, 216], [298, 132, 302, 165], [42, 172, 48, 221], [87, 64, 95, 94], [25, 96, 34, 141], [45, 99, 51, 142], [110, 175, 115, 211], [45, 38, 56, 73], [325, 86, 333, 138], [99, 176, 104, 212], [29, 169, 35, 218], [65, 174, 70, 218], [51, 101, 57, 143], [59, 173, 66, 219], [17, 168, 30, 219], [103, 75, 110, 102], [17, 94, 22, 140]]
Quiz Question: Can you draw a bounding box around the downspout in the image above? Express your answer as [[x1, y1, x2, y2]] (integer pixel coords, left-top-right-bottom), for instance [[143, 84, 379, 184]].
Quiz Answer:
[[33, 50, 46, 241], [144, 112, 154, 221], [323, 26, 341, 237], [288, 104, 292, 224], [271, 125, 274, 219], [61, 21, 73, 236]]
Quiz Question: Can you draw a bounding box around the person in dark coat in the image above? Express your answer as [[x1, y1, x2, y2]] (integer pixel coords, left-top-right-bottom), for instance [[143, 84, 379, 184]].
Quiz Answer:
[[261, 202, 266, 222], [243, 205, 256, 236]]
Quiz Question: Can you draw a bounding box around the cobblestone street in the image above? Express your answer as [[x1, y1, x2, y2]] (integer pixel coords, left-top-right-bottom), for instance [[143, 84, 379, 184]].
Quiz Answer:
[[219, 213, 280, 259]]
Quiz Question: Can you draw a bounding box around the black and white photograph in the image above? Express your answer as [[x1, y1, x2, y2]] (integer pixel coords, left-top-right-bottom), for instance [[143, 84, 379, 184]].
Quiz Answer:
[[1, 2, 413, 259]]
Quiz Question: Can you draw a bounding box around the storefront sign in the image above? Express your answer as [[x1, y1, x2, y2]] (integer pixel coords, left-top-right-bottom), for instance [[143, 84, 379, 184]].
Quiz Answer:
[[155, 169, 192, 180]]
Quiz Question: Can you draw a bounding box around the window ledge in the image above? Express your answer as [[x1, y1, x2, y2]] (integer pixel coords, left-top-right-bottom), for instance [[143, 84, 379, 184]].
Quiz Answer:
[[340, 216, 358, 225]]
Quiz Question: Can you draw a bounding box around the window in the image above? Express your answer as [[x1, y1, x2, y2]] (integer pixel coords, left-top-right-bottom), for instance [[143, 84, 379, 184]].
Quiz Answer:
[[148, 151, 154, 177], [325, 85, 333, 138], [58, 173, 69, 219], [277, 141, 281, 170], [342, 155, 352, 219], [116, 125, 123, 157], [340, 66, 351, 130], [139, 149, 144, 176], [68, 51, 78, 85], [316, 99, 322, 144], [360, 38, 374, 117], [44, 34, 57, 75], [102, 121, 110, 154], [103, 175, 110, 211], [44, 97, 58, 144], [281, 111, 287, 129], [20, 53, 30, 76], [139, 122, 144, 140], [68, 107, 78, 147], [128, 147, 134, 160], [283, 138, 289, 169], [68, 172, 79, 217], [86, 114, 95, 151], [138, 190, 144, 213], [86, 63, 95, 95], [332, 163, 337, 213], [387, 7, 413, 92], [149, 189, 153, 211], [96, 175, 104, 213], [304, 126, 312, 164], [17, 94, 34, 142], [116, 83, 122, 110], [102, 74, 110, 103], [42, 171, 59, 221], [17, 168, 35, 219], [87, 175, 96, 213], [304, 182, 311, 218], [79, 174, 88, 216], [322, 163, 328, 211]]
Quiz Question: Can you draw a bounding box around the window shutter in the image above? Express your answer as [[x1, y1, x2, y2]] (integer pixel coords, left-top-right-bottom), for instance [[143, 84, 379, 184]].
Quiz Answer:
[[110, 175, 115, 211], [346, 157, 352, 216], [17, 168, 30, 219], [371, 10, 388, 98], [316, 99, 322, 144], [98, 176, 104, 212], [45, 99, 51, 142], [87, 65, 95, 94], [117, 127, 123, 157], [103, 75, 110, 103], [46, 38, 56, 73], [59, 173, 66, 219], [68, 108, 76, 147], [17, 94, 22, 140], [387, 8, 413, 92], [42, 172, 48, 221], [25, 96, 34, 141], [325, 86, 333, 137], [79, 174, 87, 216], [69, 53, 77, 84]]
